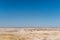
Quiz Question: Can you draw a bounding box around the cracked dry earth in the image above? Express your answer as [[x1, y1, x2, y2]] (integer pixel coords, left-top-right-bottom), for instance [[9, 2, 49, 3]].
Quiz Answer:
[[0, 28, 60, 40]]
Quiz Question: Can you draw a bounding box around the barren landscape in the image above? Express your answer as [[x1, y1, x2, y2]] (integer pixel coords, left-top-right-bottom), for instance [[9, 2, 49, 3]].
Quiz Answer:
[[0, 28, 60, 40]]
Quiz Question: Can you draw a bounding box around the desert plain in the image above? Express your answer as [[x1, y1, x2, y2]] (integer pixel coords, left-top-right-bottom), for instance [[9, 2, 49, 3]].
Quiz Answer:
[[0, 28, 60, 40]]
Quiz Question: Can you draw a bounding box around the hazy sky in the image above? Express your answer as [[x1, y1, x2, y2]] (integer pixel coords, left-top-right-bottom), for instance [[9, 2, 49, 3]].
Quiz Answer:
[[0, 0, 60, 27]]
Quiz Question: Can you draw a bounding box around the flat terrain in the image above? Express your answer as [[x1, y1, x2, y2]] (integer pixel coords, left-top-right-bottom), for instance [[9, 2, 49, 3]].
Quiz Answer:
[[0, 28, 60, 40]]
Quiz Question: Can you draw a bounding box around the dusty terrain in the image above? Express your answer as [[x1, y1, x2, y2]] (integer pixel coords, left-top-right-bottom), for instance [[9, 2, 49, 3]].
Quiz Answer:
[[0, 28, 60, 40]]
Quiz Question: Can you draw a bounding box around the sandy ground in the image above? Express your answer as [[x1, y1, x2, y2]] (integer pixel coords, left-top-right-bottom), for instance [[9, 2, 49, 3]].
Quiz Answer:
[[0, 28, 60, 40]]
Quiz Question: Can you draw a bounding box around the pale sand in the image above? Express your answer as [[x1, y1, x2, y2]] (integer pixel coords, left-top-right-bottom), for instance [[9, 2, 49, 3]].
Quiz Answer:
[[0, 28, 60, 40]]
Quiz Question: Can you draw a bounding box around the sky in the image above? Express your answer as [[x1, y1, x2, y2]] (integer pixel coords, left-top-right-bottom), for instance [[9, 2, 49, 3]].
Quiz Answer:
[[0, 0, 60, 27]]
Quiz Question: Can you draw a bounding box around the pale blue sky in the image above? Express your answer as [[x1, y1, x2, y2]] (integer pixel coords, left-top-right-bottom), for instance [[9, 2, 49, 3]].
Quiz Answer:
[[0, 0, 60, 27]]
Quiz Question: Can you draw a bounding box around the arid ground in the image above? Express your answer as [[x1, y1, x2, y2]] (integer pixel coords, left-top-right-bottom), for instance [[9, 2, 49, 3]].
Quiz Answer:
[[0, 28, 60, 40]]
